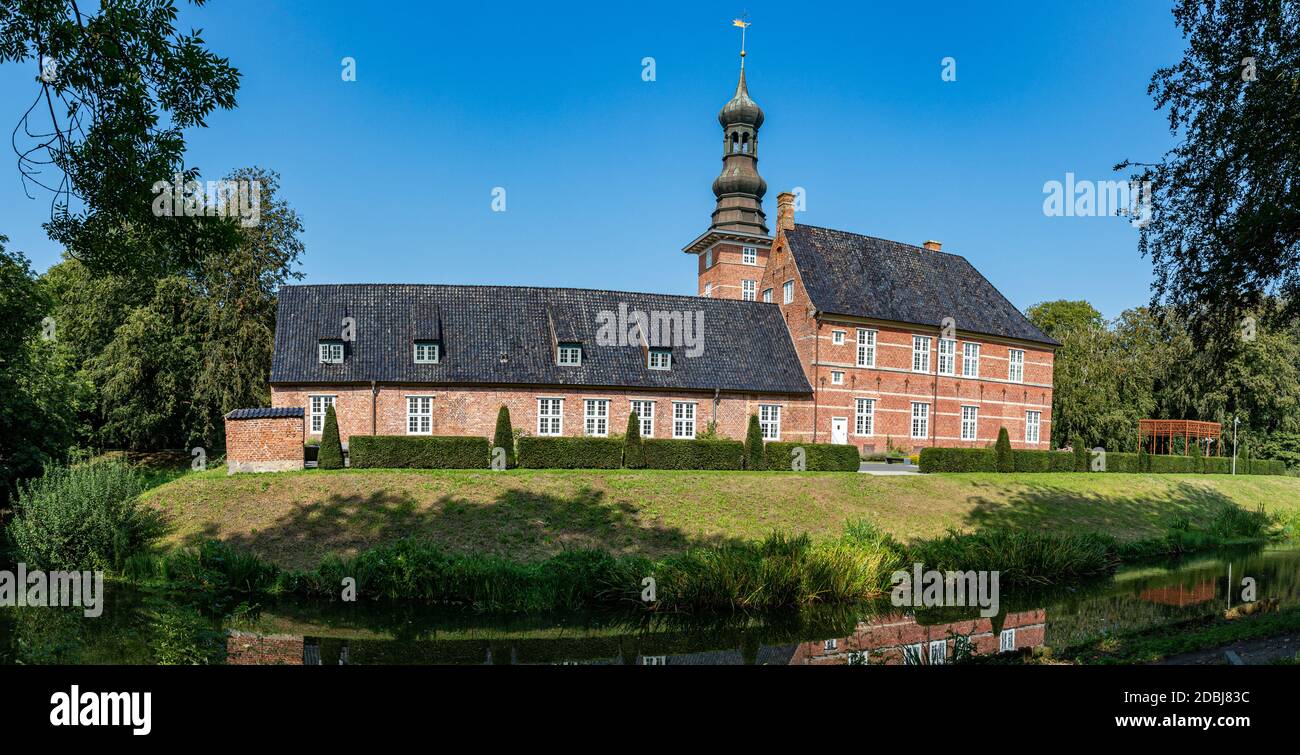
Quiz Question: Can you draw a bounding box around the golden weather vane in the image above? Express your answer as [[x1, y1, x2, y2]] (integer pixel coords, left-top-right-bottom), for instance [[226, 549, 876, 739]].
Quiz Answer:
[[732, 16, 751, 67]]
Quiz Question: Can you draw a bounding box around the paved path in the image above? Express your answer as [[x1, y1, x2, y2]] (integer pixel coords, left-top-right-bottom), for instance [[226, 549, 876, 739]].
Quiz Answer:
[[1156, 632, 1300, 665], [859, 461, 921, 475]]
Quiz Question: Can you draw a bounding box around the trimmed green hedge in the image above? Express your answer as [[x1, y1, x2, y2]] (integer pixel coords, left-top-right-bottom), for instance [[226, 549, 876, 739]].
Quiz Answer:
[[349, 435, 489, 469], [920, 446, 1286, 475], [1011, 449, 1075, 473], [762, 442, 860, 471], [642, 439, 745, 470], [918, 447, 996, 473], [517, 436, 623, 469]]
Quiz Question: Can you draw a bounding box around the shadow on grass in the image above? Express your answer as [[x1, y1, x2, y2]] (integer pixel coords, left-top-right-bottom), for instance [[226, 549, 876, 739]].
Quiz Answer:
[[959, 480, 1251, 539], [177, 485, 750, 569]]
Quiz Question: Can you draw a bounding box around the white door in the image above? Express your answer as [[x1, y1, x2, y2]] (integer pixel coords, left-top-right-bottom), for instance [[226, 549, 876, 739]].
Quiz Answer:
[[831, 417, 848, 445]]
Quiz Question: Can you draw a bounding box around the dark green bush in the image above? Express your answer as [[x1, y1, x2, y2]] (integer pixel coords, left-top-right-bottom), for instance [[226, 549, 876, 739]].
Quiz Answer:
[[624, 412, 645, 469], [995, 428, 1014, 472], [1072, 436, 1088, 472], [906, 529, 1120, 586], [8, 461, 165, 570], [493, 406, 515, 469], [318, 406, 344, 469], [641, 439, 745, 470], [745, 415, 764, 470], [762, 442, 860, 471], [348, 435, 489, 469], [918, 447, 996, 472], [517, 436, 623, 469], [1011, 449, 1075, 472]]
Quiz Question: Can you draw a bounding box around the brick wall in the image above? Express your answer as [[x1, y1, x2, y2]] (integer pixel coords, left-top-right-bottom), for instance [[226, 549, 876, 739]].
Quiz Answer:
[[697, 240, 771, 301], [759, 229, 1054, 452], [273, 383, 807, 445], [225, 415, 304, 474]]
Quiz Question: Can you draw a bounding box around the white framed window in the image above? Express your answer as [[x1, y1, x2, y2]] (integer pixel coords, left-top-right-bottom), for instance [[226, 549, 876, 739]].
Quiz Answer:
[[557, 344, 582, 367], [961, 406, 978, 441], [1000, 628, 1016, 653], [856, 329, 876, 368], [783, 280, 794, 304], [762, 288, 772, 303], [407, 396, 433, 435], [759, 404, 781, 440], [672, 402, 696, 438], [912, 335, 931, 373], [704, 249, 713, 268], [702, 282, 712, 298], [584, 399, 609, 437], [318, 341, 343, 364], [832, 330, 845, 345], [962, 342, 980, 377], [1008, 349, 1025, 382], [855, 398, 875, 436], [309, 395, 335, 434], [742, 246, 757, 265], [742, 279, 756, 301], [537, 398, 563, 436], [630, 400, 655, 437], [831, 370, 844, 385], [648, 348, 672, 370], [929, 640, 947, 665], [904, 643, 924, 666], [847, 650, 868, 665], [413, 341, 439, 364], [938, 338, 956, 375], [823, 639, 837, 651], [1025, 410, 1041, 444], [910, 402, 930, 439]]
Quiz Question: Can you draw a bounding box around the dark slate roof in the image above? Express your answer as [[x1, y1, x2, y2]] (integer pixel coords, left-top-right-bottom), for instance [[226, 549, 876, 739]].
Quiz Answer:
[[271, 284, 812, 394], [784, 224, 1059, 346], [226, 407, 304, 420]]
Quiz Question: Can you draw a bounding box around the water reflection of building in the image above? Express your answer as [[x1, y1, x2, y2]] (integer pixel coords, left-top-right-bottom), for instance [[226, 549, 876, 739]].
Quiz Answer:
[[226, 631, 305, 665], [1139, 581, 1215, 607], [790, 609, 1047, 665]]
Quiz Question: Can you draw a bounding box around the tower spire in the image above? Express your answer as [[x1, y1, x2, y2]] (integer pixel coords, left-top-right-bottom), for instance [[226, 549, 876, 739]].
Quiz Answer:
[[709, 17, 767, 235], [733, 17, 750, 69]]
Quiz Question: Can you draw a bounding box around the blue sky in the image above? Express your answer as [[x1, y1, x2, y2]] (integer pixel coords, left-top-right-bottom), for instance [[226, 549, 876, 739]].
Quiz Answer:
[[0, 1, 1188, 319]]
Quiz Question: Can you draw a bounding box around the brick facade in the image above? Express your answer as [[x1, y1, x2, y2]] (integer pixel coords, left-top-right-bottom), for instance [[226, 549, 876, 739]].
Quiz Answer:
[[756, 226, 1053, 452], [697, 240, 772, 301], [272, 384, 809, 446], [225, 413, 304, 474]]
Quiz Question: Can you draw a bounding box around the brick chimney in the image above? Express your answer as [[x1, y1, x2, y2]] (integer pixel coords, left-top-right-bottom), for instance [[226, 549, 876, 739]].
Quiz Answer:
[[776, 192, 796, 232], [923, 239, 942, 251]]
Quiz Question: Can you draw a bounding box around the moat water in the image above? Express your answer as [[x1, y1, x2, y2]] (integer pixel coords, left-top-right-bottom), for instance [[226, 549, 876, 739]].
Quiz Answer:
[[3, 545, 1299, 665]]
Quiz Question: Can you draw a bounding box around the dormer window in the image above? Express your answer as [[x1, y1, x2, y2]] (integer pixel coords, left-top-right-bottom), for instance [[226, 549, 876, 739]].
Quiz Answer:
[[413, 341, 440, 364], [318, 340, 344, 364], [557, 343, 582, 367], [648, 348, 672, 371]]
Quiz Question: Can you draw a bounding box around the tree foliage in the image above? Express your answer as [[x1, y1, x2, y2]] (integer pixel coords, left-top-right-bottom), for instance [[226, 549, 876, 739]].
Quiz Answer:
[[1120, 0, 1300, 346], [493, 406, 515, 468]]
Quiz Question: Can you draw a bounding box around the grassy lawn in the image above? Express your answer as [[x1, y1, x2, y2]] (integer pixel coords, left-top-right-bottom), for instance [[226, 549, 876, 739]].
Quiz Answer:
[[142, 468, 1300, 570]]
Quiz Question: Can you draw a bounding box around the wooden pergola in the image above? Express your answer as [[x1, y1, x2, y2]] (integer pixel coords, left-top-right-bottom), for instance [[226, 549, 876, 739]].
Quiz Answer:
[[1138, 419, 1223, 456]]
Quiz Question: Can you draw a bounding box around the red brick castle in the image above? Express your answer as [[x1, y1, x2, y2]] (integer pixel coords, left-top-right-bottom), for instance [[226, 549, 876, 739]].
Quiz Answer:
[[226, 54, 1057, 472]]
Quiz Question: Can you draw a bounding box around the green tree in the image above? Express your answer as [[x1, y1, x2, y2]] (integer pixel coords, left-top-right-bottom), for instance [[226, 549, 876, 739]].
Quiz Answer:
[[493, 406, 515, 468], [318, 406, 343, 469], [1190, 437, 1203, 472], [1025, 300, 1105, 340], [995, 427, 1014, 472], [745, 414, 764, 470], [1, 0, 241, 279], [624, 411, 644, 469], [0, 238, 80, 501], [1120, 0, 1300, 346]]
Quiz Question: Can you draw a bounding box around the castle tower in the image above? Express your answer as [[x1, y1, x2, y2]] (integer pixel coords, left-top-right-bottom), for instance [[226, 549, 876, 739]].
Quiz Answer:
[[682, 21, 773, 302]]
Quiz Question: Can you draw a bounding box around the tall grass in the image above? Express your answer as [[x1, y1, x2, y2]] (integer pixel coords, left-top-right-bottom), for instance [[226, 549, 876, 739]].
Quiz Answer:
[[7, 460, 165, 570], [906, 530, 1121, 586]]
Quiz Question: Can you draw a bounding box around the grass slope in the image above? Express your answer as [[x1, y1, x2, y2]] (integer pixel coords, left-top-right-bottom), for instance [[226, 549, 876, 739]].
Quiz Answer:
[[143, 469, 1300, 570]]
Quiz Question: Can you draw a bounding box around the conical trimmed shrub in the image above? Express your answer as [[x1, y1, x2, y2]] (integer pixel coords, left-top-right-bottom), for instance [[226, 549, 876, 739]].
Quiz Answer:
[[746, 414, 765, 470], [624, 411, 644, 468], [1072, 436, 1088, 472], [995, 427, 1014, 472], [493, 406, 516, 468], [318, 405, 344, 469]]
